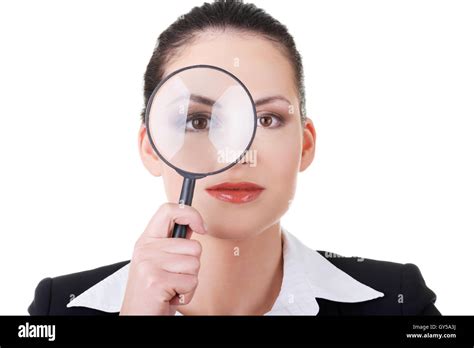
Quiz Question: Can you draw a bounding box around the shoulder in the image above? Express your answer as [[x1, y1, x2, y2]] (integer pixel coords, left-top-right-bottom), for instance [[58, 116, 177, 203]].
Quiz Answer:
[[28, 252, 441, 316], [28, 260, 130, 315], [316, 250, 441, 315]]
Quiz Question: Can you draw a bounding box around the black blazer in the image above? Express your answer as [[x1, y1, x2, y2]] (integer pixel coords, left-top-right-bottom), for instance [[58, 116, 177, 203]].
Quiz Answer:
[[28, 250, 441, 316]]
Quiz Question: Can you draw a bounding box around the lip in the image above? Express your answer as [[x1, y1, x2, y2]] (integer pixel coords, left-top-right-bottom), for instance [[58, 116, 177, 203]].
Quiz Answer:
[[205, 182, 265, 204]]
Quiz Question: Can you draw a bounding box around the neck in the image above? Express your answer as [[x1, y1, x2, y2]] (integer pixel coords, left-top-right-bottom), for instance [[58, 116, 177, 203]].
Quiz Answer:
[[177, 222, 284, 315]]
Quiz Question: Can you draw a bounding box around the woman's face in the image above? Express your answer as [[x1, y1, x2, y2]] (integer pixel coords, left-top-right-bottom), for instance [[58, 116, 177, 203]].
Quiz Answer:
[[139, 30, 316, 240]]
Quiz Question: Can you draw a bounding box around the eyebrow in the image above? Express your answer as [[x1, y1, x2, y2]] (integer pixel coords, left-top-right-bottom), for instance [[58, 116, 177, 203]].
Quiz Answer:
[[254, 95, 292, 108], [168, 94, 222, 108], [189, 94, 218, 107]]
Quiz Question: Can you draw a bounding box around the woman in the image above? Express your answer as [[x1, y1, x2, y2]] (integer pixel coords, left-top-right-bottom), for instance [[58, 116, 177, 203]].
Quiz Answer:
[[28, 0, 440, 316]]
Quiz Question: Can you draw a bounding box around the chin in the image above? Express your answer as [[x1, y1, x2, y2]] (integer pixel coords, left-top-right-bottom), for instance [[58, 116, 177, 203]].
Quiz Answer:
[[205, 226, 260, 241]]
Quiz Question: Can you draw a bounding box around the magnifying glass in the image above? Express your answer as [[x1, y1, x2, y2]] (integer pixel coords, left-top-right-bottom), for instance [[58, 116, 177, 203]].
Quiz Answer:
[[145, 64, 257, 238]]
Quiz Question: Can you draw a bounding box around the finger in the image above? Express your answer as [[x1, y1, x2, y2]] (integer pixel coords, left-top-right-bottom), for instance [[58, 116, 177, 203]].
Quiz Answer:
[[157, 254, 200, 275], [162, 271, 199, 296], [169, 289, 197, 306], [143, 203, 207, 239], [137, 238, 202, 257]]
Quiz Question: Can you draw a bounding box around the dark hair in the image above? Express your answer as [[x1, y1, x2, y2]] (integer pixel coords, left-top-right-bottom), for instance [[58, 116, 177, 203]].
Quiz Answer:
[[140, 0, 306, 125]]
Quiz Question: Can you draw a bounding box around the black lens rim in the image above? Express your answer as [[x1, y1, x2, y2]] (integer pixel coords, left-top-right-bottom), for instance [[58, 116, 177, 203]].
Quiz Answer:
[[144, 64, 258, 179]]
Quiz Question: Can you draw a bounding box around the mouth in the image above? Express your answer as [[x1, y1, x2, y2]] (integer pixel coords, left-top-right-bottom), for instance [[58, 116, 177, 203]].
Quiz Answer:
[[205, 182, 265, 204]]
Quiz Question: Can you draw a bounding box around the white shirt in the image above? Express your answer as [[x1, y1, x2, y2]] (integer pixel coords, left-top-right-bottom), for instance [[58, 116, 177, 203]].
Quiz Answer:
[[67, 227, 385, 315]]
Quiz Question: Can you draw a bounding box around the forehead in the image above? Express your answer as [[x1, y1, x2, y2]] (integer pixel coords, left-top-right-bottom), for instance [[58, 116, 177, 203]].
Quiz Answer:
[[163, 30, 298, 104]]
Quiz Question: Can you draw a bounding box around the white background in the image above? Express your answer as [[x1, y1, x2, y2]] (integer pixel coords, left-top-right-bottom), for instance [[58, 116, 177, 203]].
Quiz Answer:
[[0, 0, 472, 315]]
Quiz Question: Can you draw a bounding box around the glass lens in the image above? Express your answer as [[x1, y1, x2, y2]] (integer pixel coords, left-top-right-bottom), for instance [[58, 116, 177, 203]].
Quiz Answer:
[[146, 66, 256, 175]]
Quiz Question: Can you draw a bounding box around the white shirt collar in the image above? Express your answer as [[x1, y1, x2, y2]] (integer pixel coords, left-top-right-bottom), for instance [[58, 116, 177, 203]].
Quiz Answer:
[[67, 227, 384, 315]]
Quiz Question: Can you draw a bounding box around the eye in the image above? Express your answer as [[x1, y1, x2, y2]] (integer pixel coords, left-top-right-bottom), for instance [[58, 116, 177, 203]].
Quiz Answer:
[[257, 113, 284, 129], [185, 113, 210, 132]]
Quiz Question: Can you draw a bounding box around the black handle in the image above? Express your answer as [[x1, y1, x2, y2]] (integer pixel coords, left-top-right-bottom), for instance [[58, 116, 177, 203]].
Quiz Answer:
[[172, 176, 196, 238]]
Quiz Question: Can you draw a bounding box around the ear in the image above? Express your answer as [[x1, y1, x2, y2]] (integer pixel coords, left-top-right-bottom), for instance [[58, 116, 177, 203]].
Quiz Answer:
[[138, 124, 162, 176], [299, 118, 316, 172]]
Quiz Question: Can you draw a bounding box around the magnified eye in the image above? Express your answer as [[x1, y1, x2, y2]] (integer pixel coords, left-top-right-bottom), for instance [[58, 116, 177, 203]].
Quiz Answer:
[[257, 113, 284, 129], [186, 113, 211, 132]]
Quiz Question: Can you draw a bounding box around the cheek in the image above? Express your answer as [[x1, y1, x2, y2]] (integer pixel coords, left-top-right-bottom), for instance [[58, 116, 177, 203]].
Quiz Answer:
[[161, 167, 183, 202], [257, 122, 302, 185], [259, 133, 301, 200]]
